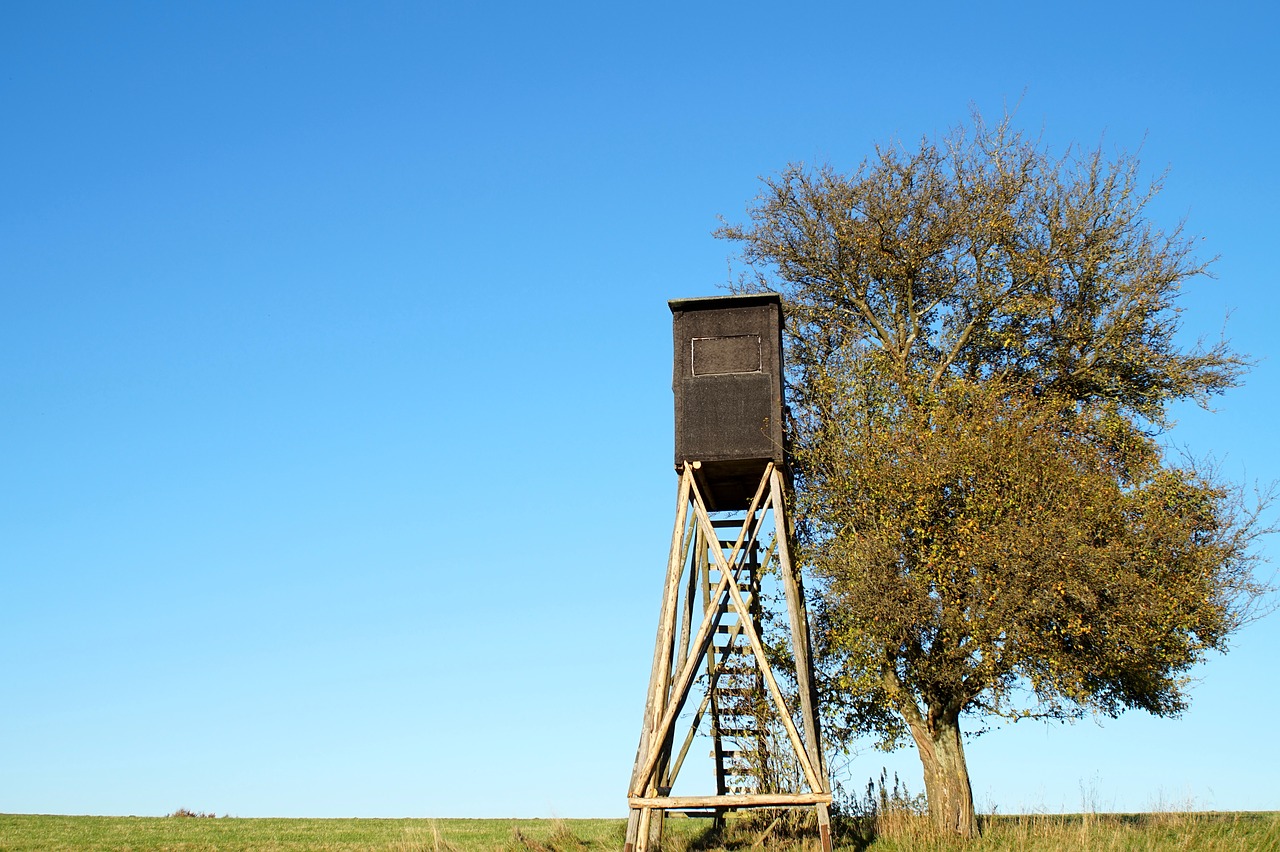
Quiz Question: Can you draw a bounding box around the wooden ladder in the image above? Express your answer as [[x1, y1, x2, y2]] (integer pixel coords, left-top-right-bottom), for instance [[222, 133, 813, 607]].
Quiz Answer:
[[706, 526, 765, 800]]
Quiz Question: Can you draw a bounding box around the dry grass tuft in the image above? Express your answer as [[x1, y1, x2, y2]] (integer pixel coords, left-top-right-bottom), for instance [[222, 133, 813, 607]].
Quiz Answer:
[[504, 818, 592, 851], [166, 807, 218, 819]]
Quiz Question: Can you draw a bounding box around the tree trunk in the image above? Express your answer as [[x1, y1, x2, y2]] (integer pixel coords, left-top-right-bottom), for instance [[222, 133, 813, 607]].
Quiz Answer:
[[907, 709, 978, 839]]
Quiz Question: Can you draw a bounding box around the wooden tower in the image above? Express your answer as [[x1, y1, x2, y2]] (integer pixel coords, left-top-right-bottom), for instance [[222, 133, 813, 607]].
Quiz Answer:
[[624, 295, 832, 852]]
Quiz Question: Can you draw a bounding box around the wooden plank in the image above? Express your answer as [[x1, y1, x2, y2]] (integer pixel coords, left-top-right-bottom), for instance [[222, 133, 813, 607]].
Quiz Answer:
[[629, 793, 833, 809], [660, 810, 722, 818], [714, 706, 757, 718]]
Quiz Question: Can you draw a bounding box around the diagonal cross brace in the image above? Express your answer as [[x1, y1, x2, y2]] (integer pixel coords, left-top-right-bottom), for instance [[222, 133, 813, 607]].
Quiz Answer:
[[629, 463, 774, 796], [686, 475, 825, 794]]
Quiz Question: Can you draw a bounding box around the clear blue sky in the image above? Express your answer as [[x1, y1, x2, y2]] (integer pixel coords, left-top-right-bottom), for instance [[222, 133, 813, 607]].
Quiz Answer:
[[2, 1, 1276, 819]]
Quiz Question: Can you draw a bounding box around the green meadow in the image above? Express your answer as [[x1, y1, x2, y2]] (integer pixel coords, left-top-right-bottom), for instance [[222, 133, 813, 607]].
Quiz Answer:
[[2, 811, 1279, 851]]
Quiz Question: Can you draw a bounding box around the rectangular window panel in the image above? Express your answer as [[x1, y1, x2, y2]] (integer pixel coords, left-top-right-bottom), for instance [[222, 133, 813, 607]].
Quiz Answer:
[[691, 335, 762, 376]]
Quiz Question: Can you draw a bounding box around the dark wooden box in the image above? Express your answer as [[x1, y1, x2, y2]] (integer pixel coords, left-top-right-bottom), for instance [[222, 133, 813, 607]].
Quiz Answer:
[[669, 294, 785, 511]]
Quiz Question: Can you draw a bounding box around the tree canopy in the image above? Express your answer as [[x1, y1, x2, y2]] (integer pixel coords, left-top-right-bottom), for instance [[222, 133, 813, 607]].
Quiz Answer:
[[716, 115, 1272, 838]]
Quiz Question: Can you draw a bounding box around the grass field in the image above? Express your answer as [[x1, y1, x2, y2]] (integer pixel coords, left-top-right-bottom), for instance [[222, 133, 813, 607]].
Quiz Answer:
[[0, 814, 642, 851], [2, 811, 1279, 851]]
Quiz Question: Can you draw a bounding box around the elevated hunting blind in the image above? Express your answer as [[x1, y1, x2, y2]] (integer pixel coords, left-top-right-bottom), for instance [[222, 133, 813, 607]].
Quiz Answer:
[[669, 294, 785, 511], [625, 294, 830, 852]]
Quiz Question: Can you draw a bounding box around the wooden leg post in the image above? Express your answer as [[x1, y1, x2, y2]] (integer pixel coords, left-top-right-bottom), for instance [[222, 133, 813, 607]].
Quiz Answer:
[[636, 807, 652, 852], [816, 802, 833, 852], [627, 467, 694, 852], [772, 469, 828, 784], [623, 808, 641, 852]]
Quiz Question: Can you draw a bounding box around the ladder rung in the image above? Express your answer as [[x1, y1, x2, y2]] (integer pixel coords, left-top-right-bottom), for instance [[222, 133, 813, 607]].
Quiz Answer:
[[724, 773, 759, 783], [716, 701, 752, 716], [717, 727, 758, 737], [711, 601, 754, 614]]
